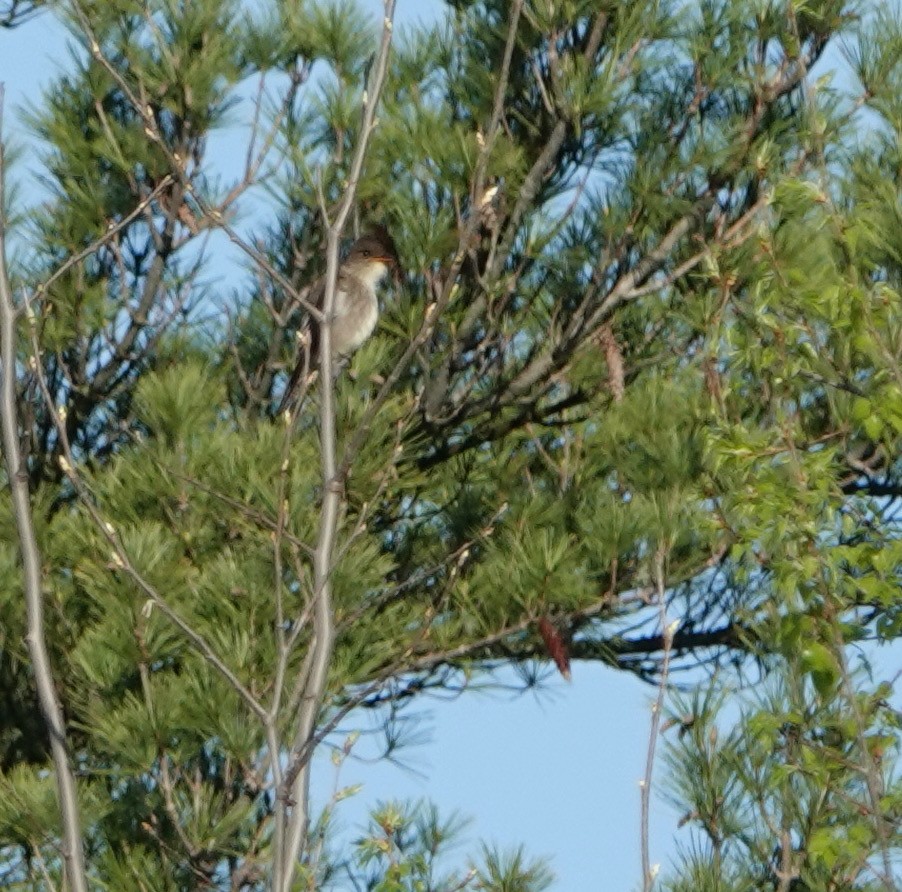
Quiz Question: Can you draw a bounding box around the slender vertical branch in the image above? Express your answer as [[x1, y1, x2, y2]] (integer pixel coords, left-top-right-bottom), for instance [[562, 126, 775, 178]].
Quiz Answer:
[[830, 620, 896, 892], [640, 546, 675, 892], [277, 3, 397, 887], [267, 421, 293, 892], [0, 87, 89, 892]]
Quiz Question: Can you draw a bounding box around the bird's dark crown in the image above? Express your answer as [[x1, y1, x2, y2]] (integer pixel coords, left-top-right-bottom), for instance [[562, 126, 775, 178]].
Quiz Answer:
[[346, 227, 398, 266]]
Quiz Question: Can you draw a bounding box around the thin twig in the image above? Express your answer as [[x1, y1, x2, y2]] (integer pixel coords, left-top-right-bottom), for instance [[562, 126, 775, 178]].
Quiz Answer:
[[30, 843, 60, 892], [141, 459, 315, 557], [32, 175, 175, 306], [0, 86, 89, 892], [621, 197, 767, 301], [265, 400, 309, 890], [830, 621, 896, 892]]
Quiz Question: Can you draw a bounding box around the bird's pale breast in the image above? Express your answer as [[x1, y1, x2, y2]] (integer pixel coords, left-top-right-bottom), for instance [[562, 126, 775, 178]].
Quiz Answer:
[[332, 285, 379, 355]]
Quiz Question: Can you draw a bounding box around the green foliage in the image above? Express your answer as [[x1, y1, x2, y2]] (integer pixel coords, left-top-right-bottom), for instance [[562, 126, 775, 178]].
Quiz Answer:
[[656, 9, 902, 886], [663, 666, 902, 891], [2, 0, 902, 887]]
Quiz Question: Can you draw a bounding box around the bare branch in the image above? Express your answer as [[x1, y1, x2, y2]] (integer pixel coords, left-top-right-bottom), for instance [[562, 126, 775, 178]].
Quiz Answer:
[[830, 619, 896, 892], [69, 1, 325, 325], [32, 174, 175, 306], [0, 85, 89, 892], [640, 547, 675, 892], [278, 3, 398, 886]]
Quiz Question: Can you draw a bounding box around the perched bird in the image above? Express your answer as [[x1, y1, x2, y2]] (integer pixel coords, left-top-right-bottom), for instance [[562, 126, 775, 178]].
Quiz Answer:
[[278, 227, 399, 413]]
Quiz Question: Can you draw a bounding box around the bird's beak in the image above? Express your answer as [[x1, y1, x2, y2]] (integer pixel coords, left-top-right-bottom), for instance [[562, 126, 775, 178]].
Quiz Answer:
[[374, 254, 401, 285], [383, 255, 402, 286]]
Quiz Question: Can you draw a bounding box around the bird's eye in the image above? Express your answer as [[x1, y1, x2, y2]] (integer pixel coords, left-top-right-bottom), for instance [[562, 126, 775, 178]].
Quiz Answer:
[[362, 249, 371, 257]]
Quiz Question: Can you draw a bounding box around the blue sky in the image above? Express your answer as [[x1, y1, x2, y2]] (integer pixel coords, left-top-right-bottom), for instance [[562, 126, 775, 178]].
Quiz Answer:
[[4, 2, 873, 889], [309, 661, 686, 889]]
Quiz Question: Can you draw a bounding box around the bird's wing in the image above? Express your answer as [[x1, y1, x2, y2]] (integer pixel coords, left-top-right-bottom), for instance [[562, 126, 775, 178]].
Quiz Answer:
[[277, 271, 352, 413], [277, 277, 323, 414]]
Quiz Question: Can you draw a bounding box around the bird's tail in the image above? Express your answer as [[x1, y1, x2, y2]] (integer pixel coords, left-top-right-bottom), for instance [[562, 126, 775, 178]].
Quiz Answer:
[[277, 335, 314, 415]]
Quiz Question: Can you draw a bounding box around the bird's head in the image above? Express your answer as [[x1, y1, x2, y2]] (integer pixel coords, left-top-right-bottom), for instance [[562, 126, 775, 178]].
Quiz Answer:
[[343, 227, 399, 287]]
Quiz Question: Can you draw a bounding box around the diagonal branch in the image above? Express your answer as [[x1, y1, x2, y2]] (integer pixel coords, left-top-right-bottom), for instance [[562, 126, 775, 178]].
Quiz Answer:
[[23, 299, 269, 727], [32, 174, 175, 306], [69, 1, 326, 325]]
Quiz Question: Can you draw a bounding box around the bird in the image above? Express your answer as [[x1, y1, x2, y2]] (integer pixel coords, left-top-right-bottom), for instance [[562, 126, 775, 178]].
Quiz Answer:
[[278, 227, 399, 413]]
